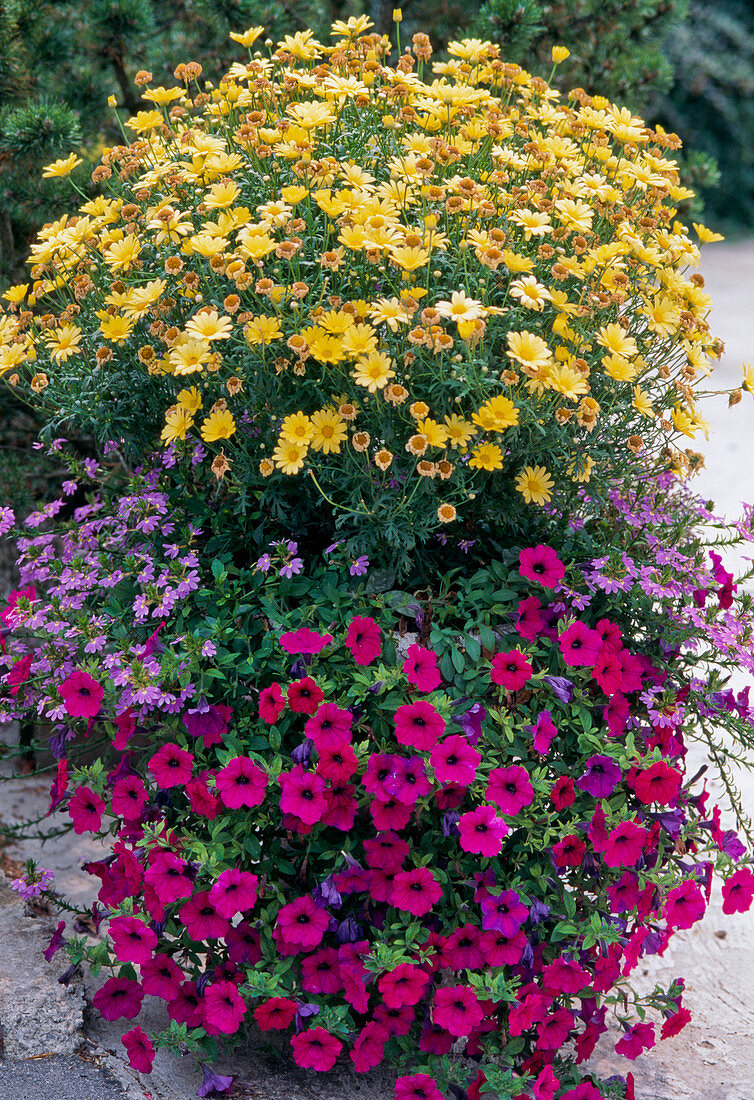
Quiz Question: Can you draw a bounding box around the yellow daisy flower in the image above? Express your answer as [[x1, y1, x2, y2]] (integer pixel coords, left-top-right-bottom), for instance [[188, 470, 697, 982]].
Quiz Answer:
[[280, 412, 315, 446], [515, 465, 554, 505], [200, 409, 236, 442], [310, 409, 347, 454], [469, 443, 504, 472], [161, 406, 194, 445], [273, 439, 307, 475], [352, 351, 395, 392]]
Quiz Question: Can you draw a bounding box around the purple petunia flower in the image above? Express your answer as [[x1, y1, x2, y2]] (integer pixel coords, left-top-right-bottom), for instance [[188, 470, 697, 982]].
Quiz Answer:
[[576, 754, 622, 799], [197, 1064, 233, 1097], [543, 675, 574, 703], [453, 702, 487, 743]]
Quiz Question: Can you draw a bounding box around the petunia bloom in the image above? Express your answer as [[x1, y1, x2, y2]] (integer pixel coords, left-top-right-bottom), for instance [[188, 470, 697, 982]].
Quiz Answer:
[[345, 616, 382, 665], [519, 545, 565, 588], [490, 649, 533, 691], [121, 1026, 155, 1073], [279, 627, 333, 654], [403, 644, 442, 692], [290, 1026, 342, 1071], [59, 669, 104, 717]]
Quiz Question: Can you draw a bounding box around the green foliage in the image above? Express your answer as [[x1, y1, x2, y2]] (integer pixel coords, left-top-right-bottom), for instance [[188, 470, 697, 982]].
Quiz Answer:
[[652, 0, 754, 231]]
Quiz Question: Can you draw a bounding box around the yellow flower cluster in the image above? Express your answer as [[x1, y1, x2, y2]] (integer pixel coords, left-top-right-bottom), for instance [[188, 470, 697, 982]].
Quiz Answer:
[[0, 16, 727, 527]]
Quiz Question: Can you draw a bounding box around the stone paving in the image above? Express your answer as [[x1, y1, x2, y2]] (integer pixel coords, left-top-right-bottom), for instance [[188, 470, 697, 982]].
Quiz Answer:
[[0, 241, 753, 1099]]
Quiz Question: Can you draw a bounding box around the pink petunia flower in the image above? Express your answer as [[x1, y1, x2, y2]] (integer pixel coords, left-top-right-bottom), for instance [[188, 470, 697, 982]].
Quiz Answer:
[[290, 1027, 342, 1071], [531, 709, 557, 755], [68, 785, 105, 834], [391, 867, 442, 916], [59, 669, 104, 717], [316, 740, 358, 784], [486, 765, 534, 816], [558, 621, 603, 668], [278, 765, 327, 825], [378, 962, 430, 1008], [351, 1021, 389, 1072], [287, 677, 324, 714], [432, 985, 484, 1037], [215, 757, 267, 809], [108, 914, 157, 965], [603, 821, 648, 868], [92, 976, 144, 1021], [148, 742, 194, 789], [479, 888, 528, 935], [403, 644, 442, 692], [179, 891, 230, 941], [615, 1021, 655, 1060], [259, 682, 286, 724], [274, 895, 329, 952], [458, 805, 509, 857], [121, 1026, 155, 1073], [551, 775, 575, 809], [479, 927, 526, 966], [430, 735, 481, 786], [209, 868, 259, 918], [111, 775, 149, 821], [519, 545, 565, 588], [490, 649, 533, 691], [144, 851, 193, 905], [536, 1008, 574, 1050], [167, 981, 203, 1028], [345, 616, 382, 665], [305, 702, 353, 750], [394, 700, 445, 750], [7, 653, 33, 697], [516, 595, 547, 643], [722, 866, 754, 914], [301, 947, 343, 995], [628, 761, 682, 805], [664, 879, 706, 929], [201, 980, 247, 1035], [254, 997, 298, 1031], [395, 1073, 444, 1100], [279, 627, 333, 655], [141, 954, 183, 1001]]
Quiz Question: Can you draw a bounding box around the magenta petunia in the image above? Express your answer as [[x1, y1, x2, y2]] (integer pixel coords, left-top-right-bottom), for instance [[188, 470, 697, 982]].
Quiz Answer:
[[391, 867, 442, 917], [394, 700, 445, 751], [351, 1021, 389, 1073], [490, 649, 533, 691], [141, 954, 183, 1001], [402, 643, 442, 692], [305, 702, 353, 750], [278, 764, 327, 824], [121, 1026, 155, 1073], [7, 653, 33, 696], [536, 1008, 574, 1050], [479, 888, 528, 935], [254, 996, 298, 1031], [68, 785, 105, 834], [722, 866, 754, 914], [215, 756, 268, 809], [551, 775, 575, 810], [383, 755, 432, 806], [108, 914, 157, 965], [258, 682, 285, 724], [274, 895, 330, 952], [148, 742, 194, 789], [345, 616, 382, 665], [395, 1073, 444, 1100], [603, 821, 648, 868], [519, 544, 566, 588], [316, 740, 358, 784], [209, 868, 259, 918], [486, 765, 534, 816], [290, 1026, 342, 1071], [92, 976, 144, 1021], [279, 627, 333, 654], [111, 774, 149, 821], [59, 669, 104, 717], [201, 980, 247, 1035], [516, 595, 547, 643], [458, 805, 509, 857], [531, 710, 557, 755], [301, 947, 343, 996], [664, 879, 706, 929], [430, 735, 481, 786], [287, 676, 325, 714], [144, 850, 193, 905], [378, 963, 430, 1008], [179, 890, 230, 941], [432, 984, 484, 1037], [167, 981, 203, 1028], [615, 1021, 656, 1060], [181, 703, 231, 748], [558, 621, 603, 668]]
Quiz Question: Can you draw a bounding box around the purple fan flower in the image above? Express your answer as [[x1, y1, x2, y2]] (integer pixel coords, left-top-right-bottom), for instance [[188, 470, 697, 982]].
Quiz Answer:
[[576, 754, 622, 799], [349, 555, 369, 577]]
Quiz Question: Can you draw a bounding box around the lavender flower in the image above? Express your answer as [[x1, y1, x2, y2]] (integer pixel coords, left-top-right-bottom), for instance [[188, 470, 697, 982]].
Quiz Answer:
[[349, 555, 369, 577]]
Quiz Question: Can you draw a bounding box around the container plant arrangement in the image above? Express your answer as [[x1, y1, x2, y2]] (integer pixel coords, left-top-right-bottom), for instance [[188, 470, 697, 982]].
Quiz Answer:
[[2, 14, 754, 1100]]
